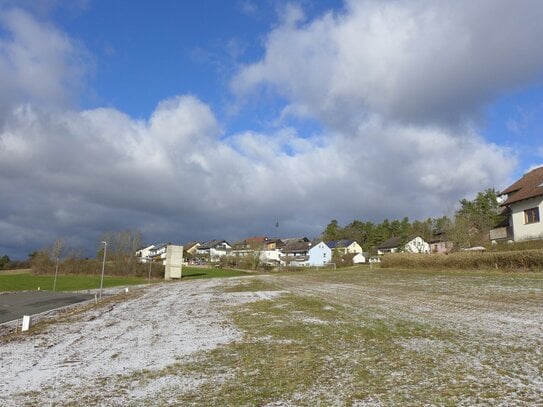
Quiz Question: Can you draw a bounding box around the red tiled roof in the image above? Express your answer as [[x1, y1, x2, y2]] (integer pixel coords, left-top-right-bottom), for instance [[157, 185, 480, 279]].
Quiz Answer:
[[501, 166, 543, 206]]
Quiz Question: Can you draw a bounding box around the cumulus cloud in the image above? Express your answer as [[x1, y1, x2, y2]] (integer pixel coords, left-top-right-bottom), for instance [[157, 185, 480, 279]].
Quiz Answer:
[[0, 99, 514, 256], [0, 97, 349, 254], [0, 8, 88, 119], [232, 0, 543, 126], [2, 2, 541, 257]]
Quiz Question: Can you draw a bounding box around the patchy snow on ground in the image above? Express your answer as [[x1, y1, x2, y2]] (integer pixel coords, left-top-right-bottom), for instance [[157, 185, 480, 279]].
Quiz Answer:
[[0, 278, 285, 406]]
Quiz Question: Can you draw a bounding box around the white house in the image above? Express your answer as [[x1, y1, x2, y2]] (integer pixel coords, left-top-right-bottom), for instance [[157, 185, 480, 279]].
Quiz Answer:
[[135, 244, 155, 263], [196, 240, 232, 262], [498, 166, 543, 242], [149, 243, 169, 265], [307, 241, 332, 266], [377, 236, 430, 255], [260, 249, 282, 265]]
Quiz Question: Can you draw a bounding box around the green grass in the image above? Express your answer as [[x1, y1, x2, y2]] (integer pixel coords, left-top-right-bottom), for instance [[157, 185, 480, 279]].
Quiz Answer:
[[0, 267, 250, 292], [0, 273, 147, 292], [180, 266, 250, 280]]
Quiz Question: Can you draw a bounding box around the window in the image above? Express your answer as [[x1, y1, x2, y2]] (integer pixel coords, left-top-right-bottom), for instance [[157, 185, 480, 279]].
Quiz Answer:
[[524, 207, 540, 224]]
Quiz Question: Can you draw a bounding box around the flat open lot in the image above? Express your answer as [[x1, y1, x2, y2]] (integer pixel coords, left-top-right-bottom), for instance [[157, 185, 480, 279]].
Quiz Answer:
[[1, 268, 541, 405]]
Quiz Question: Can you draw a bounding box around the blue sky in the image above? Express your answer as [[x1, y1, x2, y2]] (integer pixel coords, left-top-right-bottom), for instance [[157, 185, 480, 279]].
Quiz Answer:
[[1, 0, 542, 258]]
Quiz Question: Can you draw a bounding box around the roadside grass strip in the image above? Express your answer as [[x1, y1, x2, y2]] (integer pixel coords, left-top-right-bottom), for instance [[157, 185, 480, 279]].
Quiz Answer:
[[0, 273, 147, 292], [0, 267, 250, 292]]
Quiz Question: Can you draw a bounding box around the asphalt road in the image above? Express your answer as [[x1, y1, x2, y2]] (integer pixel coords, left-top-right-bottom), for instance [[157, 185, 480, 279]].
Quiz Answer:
[[0, 291, 95, 324]]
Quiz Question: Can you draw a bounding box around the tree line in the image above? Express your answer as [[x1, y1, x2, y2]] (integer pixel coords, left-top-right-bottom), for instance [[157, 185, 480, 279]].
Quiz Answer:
[[321, 188, 503, 252], [28, 230, 162, 277]]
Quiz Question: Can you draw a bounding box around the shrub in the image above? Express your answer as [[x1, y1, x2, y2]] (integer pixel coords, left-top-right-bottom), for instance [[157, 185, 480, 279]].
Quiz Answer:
[[380, 250, 543, 271]]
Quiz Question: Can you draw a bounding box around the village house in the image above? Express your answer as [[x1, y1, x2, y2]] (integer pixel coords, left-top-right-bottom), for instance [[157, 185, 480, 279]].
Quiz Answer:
[[231, 236, 268, 257], [429, 231, 453, 253], [196, 240, 232, 262], [325, 240, 363, 255], [183, 242, 201, 255], [260, 238, 284, 265], [280, 237, 311, 266], [307, 241, 332, 266], [494, 166, 543, 242], [377, 236, 430, 255]]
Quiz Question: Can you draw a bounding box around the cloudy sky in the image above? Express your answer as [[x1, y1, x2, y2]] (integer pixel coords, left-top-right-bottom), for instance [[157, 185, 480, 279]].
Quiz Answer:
[[1, 0, 543, 258]]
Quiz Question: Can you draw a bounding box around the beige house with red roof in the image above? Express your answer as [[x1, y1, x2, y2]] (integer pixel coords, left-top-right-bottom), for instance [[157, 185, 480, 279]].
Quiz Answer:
[[498, 166, 543, 241]]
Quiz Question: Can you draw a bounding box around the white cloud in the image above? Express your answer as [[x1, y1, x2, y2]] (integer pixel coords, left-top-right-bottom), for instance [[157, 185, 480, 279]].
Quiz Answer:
[[1, 2, 538, 257], [0, 98, 514, 255], [0, 8, 88, 119], [232, 0, 543, 126]]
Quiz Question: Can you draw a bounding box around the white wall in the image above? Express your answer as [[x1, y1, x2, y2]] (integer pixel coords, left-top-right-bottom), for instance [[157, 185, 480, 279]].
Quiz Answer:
[[511, 196, 543, 241], [352, 253, 366, 264], [308, 242, 332, 266], [136, 245, 155, 263], [405, 237, 430, 253], [260, 249, 281, 264], [347, 241, 363, 254]]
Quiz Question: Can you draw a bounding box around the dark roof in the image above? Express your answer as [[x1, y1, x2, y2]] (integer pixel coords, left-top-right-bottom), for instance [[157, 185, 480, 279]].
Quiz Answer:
[[281, 237, 310, 244], [376, 237, 402, 250], [326, 240, 355, 249], [501, 166, 543, 206], [199, 240, 229, 250], [283, 240, 311, 253]]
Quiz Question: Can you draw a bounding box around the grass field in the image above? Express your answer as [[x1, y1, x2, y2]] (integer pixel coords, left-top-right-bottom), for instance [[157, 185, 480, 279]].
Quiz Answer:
[[0, 267, 250, 292], [2, 267, 542, 405], [0, 273, 147, 292], [144, 267, 543, 405], [180, 266, 251, 280]]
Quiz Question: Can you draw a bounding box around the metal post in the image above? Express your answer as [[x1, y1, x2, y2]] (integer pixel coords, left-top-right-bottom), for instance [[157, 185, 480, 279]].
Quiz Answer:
[[53, 257, 59, 291], [148, 257, 152, 284], [99, 241, 107, 299]]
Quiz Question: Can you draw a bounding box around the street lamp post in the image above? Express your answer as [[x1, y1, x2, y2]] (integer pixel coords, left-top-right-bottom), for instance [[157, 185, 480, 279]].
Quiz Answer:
[[99, 241, 107, 299], [53, 256, 60, 292]]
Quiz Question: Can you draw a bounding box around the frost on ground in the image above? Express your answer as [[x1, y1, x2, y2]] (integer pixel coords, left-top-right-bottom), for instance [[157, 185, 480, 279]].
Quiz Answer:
[[263, 273, 543, 405], [0, 278, 285, 406], [1, 271, 542, 406]]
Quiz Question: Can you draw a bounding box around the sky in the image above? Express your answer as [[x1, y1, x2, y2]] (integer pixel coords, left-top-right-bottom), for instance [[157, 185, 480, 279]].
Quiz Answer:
[[1, 0, 543, 259]]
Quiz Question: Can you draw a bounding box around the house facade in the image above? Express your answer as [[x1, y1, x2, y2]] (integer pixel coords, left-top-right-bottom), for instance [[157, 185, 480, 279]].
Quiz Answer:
[[498, 166, 543, 242], [280, 239, 311, 266], [135, 244, 155, 263], [196, 240, 232, 262], [377, 236, 430, 255], [184, 242, 201, 255], [325, 240, 363, 255], [307, 241, 332, 266]]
